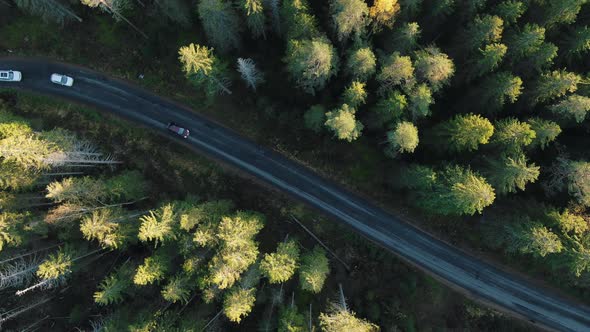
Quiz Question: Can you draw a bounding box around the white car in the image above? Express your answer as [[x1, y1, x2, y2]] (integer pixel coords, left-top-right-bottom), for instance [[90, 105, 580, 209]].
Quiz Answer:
[[51, 73, 74, 87], [0, 70, 22, 82]]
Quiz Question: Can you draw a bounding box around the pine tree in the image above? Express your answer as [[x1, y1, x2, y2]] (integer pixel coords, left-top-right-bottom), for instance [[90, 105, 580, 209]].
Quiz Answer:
[[371, 91, 407, 127], [197, 0, 241, 53], [492, 1, 525, 26], [435, 114, 494, 152], [80, 207, 136, 249], [346, 47, 377, 81], [179, 199, 234, 232], [548, 210, 588, 236], [385, 121, 419, 157], [319, 303, 379, 332], [548, 160, 590, 207], [0, 162, 39, 192], [469, 43, 507, 79], [284, 37, 339, 95], [161, 275, 191, 303], [280, 0, 319, 40], [504, 218, 563, 258], [134, 250, 170, 286], [260, 239, 300, 284], [389, 22, 421, 53], [562, 26, 590, 61], [239, 0, 266, 39], [527, 118, 561, 150], [324, 104, 364, 142], [178, 43, 232, 97], [487, 153, 540, 195], [342, 81, 367, 107], [549, 94, 590, 123], [278, 304, 306, 332], [139, 203, 178, 246], [506, 24, 545, 61], [492, 118, 536, 153], [476, 72, 523, 113], [299, 246, 329, 293], [414, 47, 454, 92], [223, 287, 256, 323], [0, 212, 25, 252], [36, 246, 74, 280], [154, 0, 191, 26], [45, 176, 106, 205], [407, 83, 433, 119], [538, 0, 586, 27], [463, 15, 504, 51], [94, 265, 133, 305], [330, 0, 369, 41], [304, 105, 327, 133], [531, 70, 582, 105]]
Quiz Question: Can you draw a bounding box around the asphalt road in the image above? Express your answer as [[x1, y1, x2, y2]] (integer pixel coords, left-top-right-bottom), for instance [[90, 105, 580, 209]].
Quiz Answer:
[[2, 58, 590, 331]]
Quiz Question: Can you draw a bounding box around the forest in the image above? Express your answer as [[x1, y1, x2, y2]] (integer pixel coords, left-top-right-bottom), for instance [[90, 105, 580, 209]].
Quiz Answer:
[[1, 0, 590, 331]]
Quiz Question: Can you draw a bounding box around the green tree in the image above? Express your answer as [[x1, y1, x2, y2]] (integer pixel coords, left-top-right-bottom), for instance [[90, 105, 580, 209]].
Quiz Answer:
[[527, 42, 558, 72], [492, 118, 536, 153], [80, 207, 136, 249], [139, 204, 179, 246], [562, 26, 590, 61], [178, 43, 231, 97], [330, 0, 369, 41], [527, 118, 561, 150], [368, 0, 400, 31], [45, 176, 106, 205], [0, 107, 32, 139], [155, 0, 191, 26], [549, 94, 590, 123], [0, 212, 25, 252], [504, 218, 563, 257], [319, 303, 379, 332], [0, 133, 53, 171], [435, 114, 494, 152], [161, 275, 191, 303], [260, 239, 300, 283], [492, 1, 525, 25], [385, 121, 419, 157], [414, 47, 454, 91], [547, 159, 590, 207], [476, 72, 523, 113], [324, 104, 364, 142], [299, 246, 330, 293], [346, 47, 377, 80], [376, 52, 414, 94], [371, 91, 407, 127], [280, 0, 319, 40], [94, 265, 133, 306], [531, 70, 582, 105], [342, 81, 368, 107], [179, 199, 234, 231], [37, 246, 74, 280], [487, 153, 540, 195], [224, 287, 256, 323], [239, 0, 266, 38], [284, 38, 339, 95], [548, 210, 588, 236], [469, 43, 507, 79], [408, 83, 433, 119], [506, 24, 545, 61], [538, 0, 586, 26], [463, 15, 504, 51], [403, 165, 495, 215], [304, 105, 327, 133], [134, 250, 170, 286], [278, 305, 306, 332], [0, 162, 39, 192], [197, 0, 241, 53], [390, 22, 421, 53]]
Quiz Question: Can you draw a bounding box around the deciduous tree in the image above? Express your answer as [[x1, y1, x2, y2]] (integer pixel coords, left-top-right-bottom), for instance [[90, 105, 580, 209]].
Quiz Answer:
[[284, 37, 338, 95], [368, 0, 400, 31], [304, 105, 327, 133], [342, 81, 367, 107], [407, 83, 433, 119], [260, 239, 300, 283], [414, 47, 454, 91], [346, 47, 376, 80], [385, 121, 419, 157], [324, 104, 364, 142], [299, 246, 329, 293], [376, 52, 414, 95], [330, 0, 369, 41]]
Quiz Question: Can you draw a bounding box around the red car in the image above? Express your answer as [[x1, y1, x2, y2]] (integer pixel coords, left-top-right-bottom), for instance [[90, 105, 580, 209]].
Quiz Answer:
[[167, 122, 190, 138]]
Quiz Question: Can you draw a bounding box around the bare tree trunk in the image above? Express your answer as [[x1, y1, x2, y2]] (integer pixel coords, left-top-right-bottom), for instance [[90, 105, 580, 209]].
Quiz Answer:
[[289, 215, 351, 271], [0, 243, 62, 265], [338, 283, 347, 311], [201, 309, 223, 332], [308, 303, 313, 332], [99, 0, 148, 39], [0, 297, 52, 326], [48, 0, 83, 22]]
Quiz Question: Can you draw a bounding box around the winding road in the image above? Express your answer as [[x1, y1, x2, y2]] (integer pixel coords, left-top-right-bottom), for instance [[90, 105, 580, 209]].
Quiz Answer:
[[2, 58, 590, 331]]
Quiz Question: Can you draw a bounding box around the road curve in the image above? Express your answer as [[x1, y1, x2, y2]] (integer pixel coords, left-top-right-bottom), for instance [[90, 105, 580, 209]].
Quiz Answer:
[[2, 57, 590, 331]]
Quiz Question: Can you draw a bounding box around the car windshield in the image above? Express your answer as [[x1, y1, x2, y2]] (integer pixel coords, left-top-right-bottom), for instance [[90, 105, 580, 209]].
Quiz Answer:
[[61, 76, 67, 84], [178, 128, 185, 134], [0, 73, 7, 78]]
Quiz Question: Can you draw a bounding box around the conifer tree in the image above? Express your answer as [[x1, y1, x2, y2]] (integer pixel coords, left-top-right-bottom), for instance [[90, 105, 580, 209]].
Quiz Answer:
[[549, 94, 590, 123], [492, 0, 525, 26], [476, 72, 523, 113], [139, 203, 178, 247], [94, 265, 133, 305], [134, 250, 171, 286], [527, 118, 561, 150], [435, 114, 494, 152], [299, 246, 329, 293], [408, 83, 433, 119], [197, 0, 241, 53], [319, 303, 379, 332], [469, 43, 507, 79], [178, 43, 232, 97], [506, 24, 545, 61], [223, 287, 256, 323], [161, 275, 191, 303], [14, 0, 81, 24], [487, 153, 540, 195], [304, 105, 327, 133], [531, 70, 582, 105], [239, 0, 266, 39], [503, 218, 563, 258], [390, 22, 421, 53], [342, 81, 368, 107], [463, 15, 504, 51], [492, 118, 536, 153], [260, 239, 300, 284], [372, 91, 407, 127]]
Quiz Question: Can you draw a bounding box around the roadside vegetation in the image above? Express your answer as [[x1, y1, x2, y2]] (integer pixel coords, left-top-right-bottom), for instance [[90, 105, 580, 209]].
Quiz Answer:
[[2, 0, 590, 330]]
